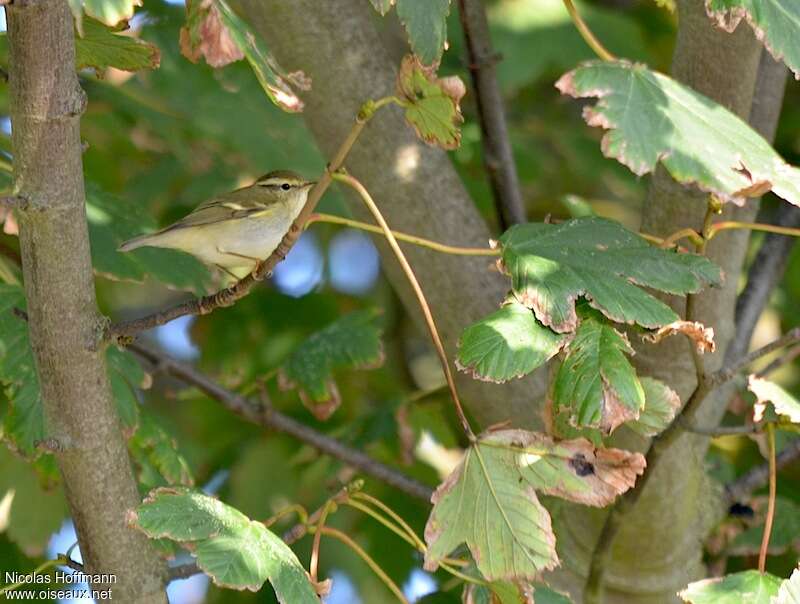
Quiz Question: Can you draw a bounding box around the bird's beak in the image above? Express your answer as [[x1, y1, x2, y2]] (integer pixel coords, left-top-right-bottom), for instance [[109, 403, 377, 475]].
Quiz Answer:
[[304, 180, 317, 188]]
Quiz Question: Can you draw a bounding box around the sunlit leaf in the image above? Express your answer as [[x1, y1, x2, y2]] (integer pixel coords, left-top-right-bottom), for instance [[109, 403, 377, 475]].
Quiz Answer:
[[75, 17, 160, 73], [706, 1, 800, 80], [749, 375, 800, 423], [397, 55, 465, 150], [369, 0, 395, 16], [396, 0, 450, 65], [557, 60, 800, 206], [180, 0, 309, 112], [79, 0, 142, 28], [552, 307, 644, 433], [132, 487, 317, 599], [679, 570, 782, 603], [87, 184, 211, 295], [498, 217, 722, 332], [279, 310, 384, 420], [457, 300, 569, 383], [424, 429, 645, 580], [775, 567, 800, 604]]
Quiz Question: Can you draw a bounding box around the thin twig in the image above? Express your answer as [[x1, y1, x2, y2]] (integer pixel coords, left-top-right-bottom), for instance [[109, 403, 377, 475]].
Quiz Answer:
[[562, 0, 616, 61], [710, 327, 800, 387], [129, 342, 433, 502], [758, 423, 777, 572], [168, 563, 200, 581], [333, 172, 475, 440], [726, 438, 800, 503], [107, 98, 394, 341], [307, 213, 498, 256], [456, 0, 526, 229], [309, 501, 333, 583], [319, 526, 410, 604], [708, 220, 800, 241]]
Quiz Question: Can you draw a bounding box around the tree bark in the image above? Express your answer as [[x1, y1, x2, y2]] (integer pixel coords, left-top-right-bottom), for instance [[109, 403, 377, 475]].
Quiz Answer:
[[240, 0, 546, 429], [7, 1, 166, 600], [549, 4, 787, 602]]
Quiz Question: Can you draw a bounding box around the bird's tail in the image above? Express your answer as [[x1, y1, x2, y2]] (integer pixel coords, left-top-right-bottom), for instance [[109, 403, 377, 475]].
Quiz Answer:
[[118, 232, 158, 252]]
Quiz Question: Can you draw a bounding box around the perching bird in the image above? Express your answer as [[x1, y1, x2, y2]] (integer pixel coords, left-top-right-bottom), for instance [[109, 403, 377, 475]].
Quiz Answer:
[[118, 170, 315, 272]]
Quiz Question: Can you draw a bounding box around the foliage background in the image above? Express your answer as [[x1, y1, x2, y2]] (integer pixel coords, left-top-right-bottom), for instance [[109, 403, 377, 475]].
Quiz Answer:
[[1, 0, 800, 602]]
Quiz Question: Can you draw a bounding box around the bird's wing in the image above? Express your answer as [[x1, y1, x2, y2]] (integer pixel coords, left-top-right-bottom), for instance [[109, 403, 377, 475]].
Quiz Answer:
[[160, 192, 273, 231]]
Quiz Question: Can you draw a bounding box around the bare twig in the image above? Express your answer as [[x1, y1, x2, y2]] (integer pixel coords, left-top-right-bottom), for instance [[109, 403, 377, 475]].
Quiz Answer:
[[711, 327, 800, 387], [456, 0, 526, 229], [333, 172, 475, 439], [107, 99, 394, 341], [758, 423, 777, 572], [726, 438, 800, 503], [168, 563, 200, 582], [129, 342, 433, 502]]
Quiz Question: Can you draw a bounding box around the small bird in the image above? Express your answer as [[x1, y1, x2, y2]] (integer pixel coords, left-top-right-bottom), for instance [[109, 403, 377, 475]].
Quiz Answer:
[[118, 170, 315, 273]]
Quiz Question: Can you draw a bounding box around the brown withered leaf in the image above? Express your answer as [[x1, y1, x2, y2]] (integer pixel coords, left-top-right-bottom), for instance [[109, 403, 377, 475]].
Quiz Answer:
[[643, 320, 715, 353], [180, 0, 243, 68]]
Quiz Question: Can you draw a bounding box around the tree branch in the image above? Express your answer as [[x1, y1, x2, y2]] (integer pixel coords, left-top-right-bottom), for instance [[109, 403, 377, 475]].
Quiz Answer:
[[129, 343, 433, 502], [726, 438, 800, 504], [456, 0, 526, 229], [106, 102, 381, 341], [7, 1, 166, 599]]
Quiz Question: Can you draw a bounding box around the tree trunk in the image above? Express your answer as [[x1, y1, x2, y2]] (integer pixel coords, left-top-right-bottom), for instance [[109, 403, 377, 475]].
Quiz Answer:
[[7, 1, 166, 600], [240, 0, 546, 429]]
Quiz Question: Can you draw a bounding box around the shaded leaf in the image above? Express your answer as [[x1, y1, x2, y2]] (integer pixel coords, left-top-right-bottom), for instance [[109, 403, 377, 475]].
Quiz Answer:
[[180, 0, 309, 112], [87, 184, 211, 295], [424, 429, 644, 581], [396, 0, 450, 66], [456, 300, 570, 383], [706, 1, 800, 80], [0, 284, 147, 457], [552, 308, 644, 433], [556, 60, 800, 206], [749, 375, 800, 423], [129, 414, 194, 488], [0, 448, 68, 556], [397, 54, 465, 149], [75, 17, 160, 73], [626, 377, 681, 437], [642, 320, 715, 353], [132, 487, 317, 599], [464, 579, 571, 604], [775, 567, 800, 604], [729, 497, 800, 556], [498, 217, 722, 332], [679, 570, 782, 603], [279, 310, 384, 420]]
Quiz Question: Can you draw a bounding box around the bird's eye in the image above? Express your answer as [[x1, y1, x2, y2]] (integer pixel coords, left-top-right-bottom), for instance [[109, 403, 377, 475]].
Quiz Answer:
[[281, 183, 291, 191]]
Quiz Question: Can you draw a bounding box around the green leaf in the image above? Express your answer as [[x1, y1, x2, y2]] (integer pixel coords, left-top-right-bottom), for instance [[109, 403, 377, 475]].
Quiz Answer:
[[424, 429, 645, 581], [396, 0, 450, 65], [706, 1, 800, 80], [180, 0, 308, 113], [75, 17, 160, 73], [397, 55, 465, 150], [557, 60, 800, 206], [499, 217, 721, 332], [626, 377, 681, 437], [457, 300, 569, 383], [369, 0, 395, 17], [464, 580, 572, 603], [749, 376, 800, 423], [0, 448, 68, 556], [279, 310, 384, 420], [133, 487, 318, 599], [775, 567, 800, 604], [87, 184, 211, 295], [0, 284, 147, 457], [552, 308, 644, 433], [679, 570, 782, 603], [129, 414, 194, 488], [81, 0, 141, 28]]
